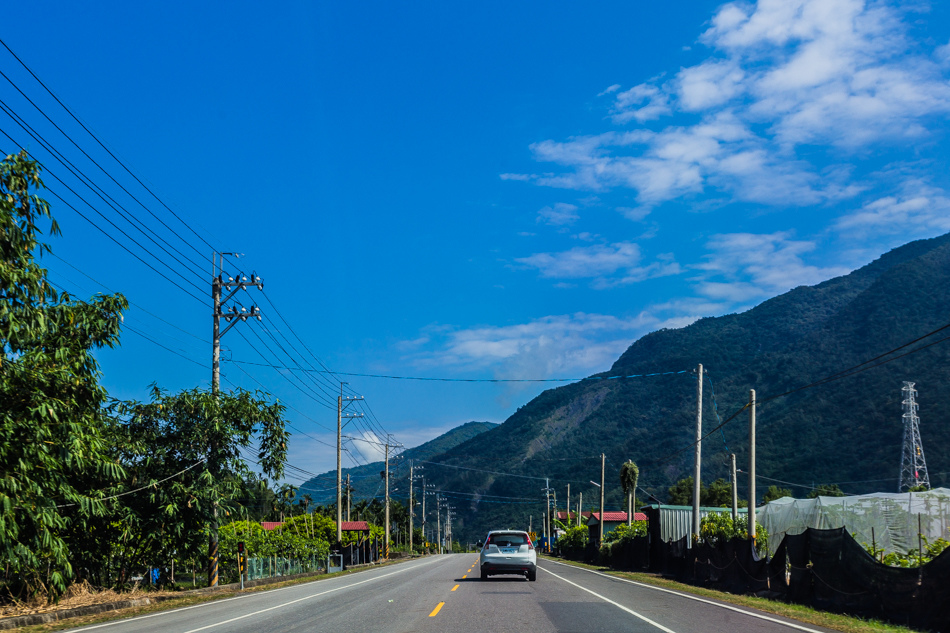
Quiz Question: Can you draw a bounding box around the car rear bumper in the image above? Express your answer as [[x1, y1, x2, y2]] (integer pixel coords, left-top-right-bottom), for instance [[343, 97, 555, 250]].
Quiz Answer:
[[480, 561, 536, 575]]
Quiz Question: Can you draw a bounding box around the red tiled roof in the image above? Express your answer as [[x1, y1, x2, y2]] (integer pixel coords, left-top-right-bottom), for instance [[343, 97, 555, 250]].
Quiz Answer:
[[588, 511, 648, 523], [556, 511, 593, 520], [341, 521, 370, 531], [261, 521, 283, 531]]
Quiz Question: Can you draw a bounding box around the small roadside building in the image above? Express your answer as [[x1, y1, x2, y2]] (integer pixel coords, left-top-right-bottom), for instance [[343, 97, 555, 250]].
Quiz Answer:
[[340, 521, 370, 538], [587, 511, 648, 545], [556, 510, 592, 525]]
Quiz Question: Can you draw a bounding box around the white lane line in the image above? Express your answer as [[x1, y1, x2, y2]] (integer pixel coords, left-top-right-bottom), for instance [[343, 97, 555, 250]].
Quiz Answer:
[[70, 557, 441, 632], [545, 560, 827, 633], [539, 566, 678, 633], [182, 559, 442, 633]]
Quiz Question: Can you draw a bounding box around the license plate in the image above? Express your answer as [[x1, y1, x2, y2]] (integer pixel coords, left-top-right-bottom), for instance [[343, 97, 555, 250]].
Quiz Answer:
[[501, 547, 518, 554]]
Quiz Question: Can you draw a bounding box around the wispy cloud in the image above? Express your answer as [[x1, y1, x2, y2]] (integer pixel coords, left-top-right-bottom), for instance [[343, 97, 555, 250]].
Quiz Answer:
[[695, 231, 849, 300], [515, 241, 681, 286], [537, 202, 579, 226], [509, 0, 950, 211], [835, 179, 950, 239]]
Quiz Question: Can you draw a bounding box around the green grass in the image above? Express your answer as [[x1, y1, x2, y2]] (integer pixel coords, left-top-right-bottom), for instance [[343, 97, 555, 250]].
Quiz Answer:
[[541, 555, 920, 633]]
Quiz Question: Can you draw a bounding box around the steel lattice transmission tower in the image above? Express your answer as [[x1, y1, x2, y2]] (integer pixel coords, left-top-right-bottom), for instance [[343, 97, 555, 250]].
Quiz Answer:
[[898, 382, 930, 492]]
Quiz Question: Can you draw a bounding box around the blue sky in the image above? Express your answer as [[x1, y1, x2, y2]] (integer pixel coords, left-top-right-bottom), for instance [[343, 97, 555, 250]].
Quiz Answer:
[[4, 1, 950, 483]]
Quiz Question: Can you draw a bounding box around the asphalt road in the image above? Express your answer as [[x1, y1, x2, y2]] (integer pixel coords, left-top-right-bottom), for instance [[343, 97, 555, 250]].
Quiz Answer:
[[68, 555, 839, 633]]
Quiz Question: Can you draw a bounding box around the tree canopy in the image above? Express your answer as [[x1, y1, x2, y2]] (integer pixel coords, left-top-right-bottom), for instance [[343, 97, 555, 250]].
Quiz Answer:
[[0, 151, 127, 596]]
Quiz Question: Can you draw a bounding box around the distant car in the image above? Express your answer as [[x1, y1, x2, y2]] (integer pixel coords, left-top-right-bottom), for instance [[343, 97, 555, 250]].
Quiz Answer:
[[479, 530, 537, 581]]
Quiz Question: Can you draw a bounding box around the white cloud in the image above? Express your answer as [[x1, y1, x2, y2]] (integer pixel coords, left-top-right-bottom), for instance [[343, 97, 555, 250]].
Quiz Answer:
[[835, 180, 950, 238], [516, 242, 642, 278], [696, 231, 849, 299], [537, 202, 579, 226], [509, 0, 950, 207], [405, 313, 667, 380], [349, 431, 387, 463], [616, 206, 650, 221], [676, 60, 746, 111], [611, 83, 671, 123]]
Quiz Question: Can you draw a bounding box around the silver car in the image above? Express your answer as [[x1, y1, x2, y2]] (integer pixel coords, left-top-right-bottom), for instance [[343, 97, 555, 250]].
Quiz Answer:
[[479, 530, 537, 581]]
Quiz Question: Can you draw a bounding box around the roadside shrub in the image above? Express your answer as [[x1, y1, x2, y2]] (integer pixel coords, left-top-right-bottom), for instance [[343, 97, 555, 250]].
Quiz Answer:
[[699, 512, 769, 556]]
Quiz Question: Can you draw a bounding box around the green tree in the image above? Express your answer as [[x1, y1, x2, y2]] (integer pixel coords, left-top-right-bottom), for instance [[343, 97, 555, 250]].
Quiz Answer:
[[807, 483, 846, 498], [667, 477, 695, 505], [762, 485, 793, 503], [0, 151, 128, 598], [111, 385, 288, 584], [620, 460, 639, 526], [704, 478, 733, 507]]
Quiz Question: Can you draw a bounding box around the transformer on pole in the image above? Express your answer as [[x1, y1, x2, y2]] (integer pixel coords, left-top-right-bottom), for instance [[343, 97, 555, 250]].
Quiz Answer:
[[898, 382, 930, 492]]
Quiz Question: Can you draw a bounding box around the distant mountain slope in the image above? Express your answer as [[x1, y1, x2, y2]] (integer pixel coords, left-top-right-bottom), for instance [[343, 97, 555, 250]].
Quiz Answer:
[[407, 233, 950, 542], [297, 421, 498, 503]]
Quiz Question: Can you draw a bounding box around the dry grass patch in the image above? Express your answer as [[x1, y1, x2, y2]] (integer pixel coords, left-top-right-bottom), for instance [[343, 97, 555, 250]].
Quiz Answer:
[[0, 581, 177, 618]]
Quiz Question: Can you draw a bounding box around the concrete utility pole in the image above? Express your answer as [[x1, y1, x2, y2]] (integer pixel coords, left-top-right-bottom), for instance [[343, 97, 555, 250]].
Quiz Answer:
[[748, 389, 756, 541], [578, 492, 582, 527], [693, 363, 703, 543], [384, 438, 391, 559], [599, 453, 605, 546], [346, 474, 351, 523], [336, 383, 363, 544], [409, 461, 414, 554], [566, 484, 570, 526], [421, 481, 428, 548], [436, 493, 442, 554], [542, 478, 553, 551], [210, 251, 262, 587], [731, 453, 738, 525]]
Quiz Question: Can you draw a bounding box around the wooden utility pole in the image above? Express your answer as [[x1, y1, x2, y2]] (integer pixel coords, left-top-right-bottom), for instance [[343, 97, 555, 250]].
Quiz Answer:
[[749, 389, 757, 541], [599, 453, 605, 546], [693, 363, 703, 543]]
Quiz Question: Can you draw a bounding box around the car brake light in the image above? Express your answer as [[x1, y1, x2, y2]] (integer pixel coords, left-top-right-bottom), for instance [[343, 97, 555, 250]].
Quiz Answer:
[[527, 541, 534, 550]]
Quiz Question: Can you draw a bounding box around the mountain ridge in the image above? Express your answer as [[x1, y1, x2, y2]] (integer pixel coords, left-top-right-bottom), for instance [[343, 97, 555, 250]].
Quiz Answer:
[[411, 233, 950, 541]]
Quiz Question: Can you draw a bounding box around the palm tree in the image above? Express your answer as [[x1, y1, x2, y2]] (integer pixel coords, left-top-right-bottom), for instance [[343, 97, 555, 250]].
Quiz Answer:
[[620, 461, 639, 526]]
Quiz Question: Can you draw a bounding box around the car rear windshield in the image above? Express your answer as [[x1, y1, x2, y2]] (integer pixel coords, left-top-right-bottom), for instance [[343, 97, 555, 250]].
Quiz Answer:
[[488, 533, 527, 546]]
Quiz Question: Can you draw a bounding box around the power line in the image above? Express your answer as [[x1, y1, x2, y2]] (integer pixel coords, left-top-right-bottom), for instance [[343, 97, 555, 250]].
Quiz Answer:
[[649, 318, 950, 469], [0, 92, 208, 279], [227, 360, 690, 383], [0, 130, 207, 303], [0, 36, 218, 254], [56, 458, 207, 508]]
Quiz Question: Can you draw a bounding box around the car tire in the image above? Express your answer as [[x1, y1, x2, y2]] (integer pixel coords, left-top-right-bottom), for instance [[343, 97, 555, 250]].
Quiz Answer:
[[528, 569, 537, 582], [481, 569, 488, 580]]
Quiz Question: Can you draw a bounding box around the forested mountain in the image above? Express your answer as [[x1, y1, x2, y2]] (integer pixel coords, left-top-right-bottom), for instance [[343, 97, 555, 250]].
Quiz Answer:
[[396, 233, 950, 542], [298, 421, 497, 504]]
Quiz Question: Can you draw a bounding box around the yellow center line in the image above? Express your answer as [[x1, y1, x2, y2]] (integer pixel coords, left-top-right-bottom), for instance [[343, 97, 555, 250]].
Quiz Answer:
[[462, 574, 467, 579], [429, 602, 445, 617], [451, 584, 459, 591], [467, 569, 472, 572]]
